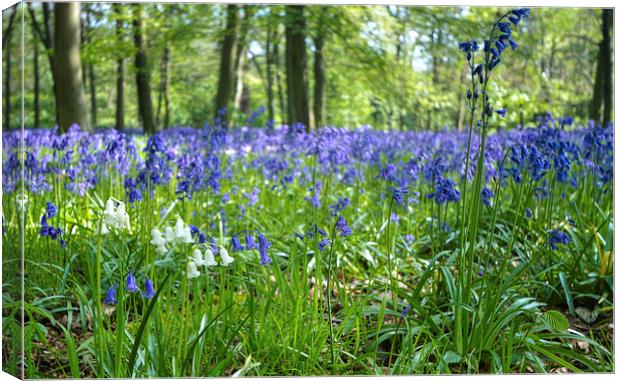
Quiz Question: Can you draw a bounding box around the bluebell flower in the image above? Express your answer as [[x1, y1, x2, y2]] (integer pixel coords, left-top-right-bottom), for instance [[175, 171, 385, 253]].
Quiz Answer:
[[335, 215, 352, 237], [427, 178, 460, 204], [231, 235, 244, 252], [512, 8, 531, 19], [400, 304, 411, 319], [305, 192, 321, 208], [548, 230, 571, 250], [390, 186, 408, 206], [144, 276, 156, 299], [559, 116, 574, 129], [245, 233, 258, 250], [496, 22, 512, 35], [380, 164, 398, 182], [481, 187, 494, 206], [40, 215, 50, 236], [188, 224, 206, 244], [46, 202, 58, 219], [390, 212, 400, 223], [126, 273, 139, 293], [525, 207, 532, 219], [508, 39, 518, 50], [318, 238, 331, 252], [458, 40, 479, 56], [258, 233, 272, 265], [496, 108, 507, 117], [329, 197, 350, 215], [103, 286, 117, 305]]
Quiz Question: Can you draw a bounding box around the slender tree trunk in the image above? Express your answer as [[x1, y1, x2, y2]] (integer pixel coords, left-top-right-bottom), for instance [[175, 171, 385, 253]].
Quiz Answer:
[[88, 65, 97, 128], [116, 57, 124, 131], [2, 6, 17, 47], [80, 9, 87, 92], [590, 43, 604, 123], [33, 25, 40, 127], [28, 2, 59, 126], [85, 8, 96, 128], [602, 9, 613, 126], [132, 4, 156, 134], [313, 7, 327, 129], [265, 21, 275, 124], [114, 4, 124, 131], [285, 5, 310, 130], [274, 34, 286, 124], [54, 3, 90, 133], [232, 6, 253, 115], [4, 15, 13, 130], [590, 9, 613, 126], [3, 7, 17, 129], [4, 33, 11, 130], [214, 4, 238, 125], [156, 45, 170, 129]]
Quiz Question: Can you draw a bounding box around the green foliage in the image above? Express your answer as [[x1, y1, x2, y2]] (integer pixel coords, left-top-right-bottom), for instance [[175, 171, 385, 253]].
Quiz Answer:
[[542, 310, 570, 332], [2, 5, 606, 130]]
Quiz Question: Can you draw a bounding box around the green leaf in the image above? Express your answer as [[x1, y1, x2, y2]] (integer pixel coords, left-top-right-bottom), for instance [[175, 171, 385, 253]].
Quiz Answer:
[[442, 350, 461, 364], [543, 310, 570, 331], [558, 272, 575, 316]]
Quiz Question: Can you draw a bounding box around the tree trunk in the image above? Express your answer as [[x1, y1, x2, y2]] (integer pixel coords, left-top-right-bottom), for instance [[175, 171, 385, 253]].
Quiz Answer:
[[232, 6, 253, 115], [54, 3, 90, 133], [313, 7, 327, 129], [274, 34, 286, 125], [114, 3, 124, 131], [589, 43, 604, 123], [4, 8, 15, 130], [28, 2, 58, 126], [33, 24, 40, 128], [156, 45, 171, 129], [602, 9, 613, 126], [88, 65, 97, 128], [285, 5, 310, 130], [265, 20, 275, 124], [132, 4, 156, 134], [85, 8, 96, 128], [214, 4, 238, 125], [590, 9, 613, 126]]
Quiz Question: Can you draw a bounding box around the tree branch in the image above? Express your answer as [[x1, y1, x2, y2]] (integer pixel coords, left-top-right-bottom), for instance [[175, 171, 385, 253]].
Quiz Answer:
[[2, 6, 17, 47]]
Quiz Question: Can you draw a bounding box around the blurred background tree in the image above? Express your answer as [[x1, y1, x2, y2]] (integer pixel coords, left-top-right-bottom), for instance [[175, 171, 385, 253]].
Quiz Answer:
[[2, 3, 613, 132]]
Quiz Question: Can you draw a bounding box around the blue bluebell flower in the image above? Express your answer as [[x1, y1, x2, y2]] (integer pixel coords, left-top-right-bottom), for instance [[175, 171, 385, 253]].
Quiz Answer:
[[46, 202, 58, 219], [427, 178, 460, 204], [126, 273, 139, 293], [103, 286, 117, 305], [400, 304, 412, 319], [245, 233, 258, 250], [258, 233, 272, 265], [481, 187, 494, 206], [231, 235, 244, 252], [390, 186, 408, 206], [335, 215, 352, 237], [318, 238, 331, 252], [548, 230, 571, 250], [144, 276, 156, 299]]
